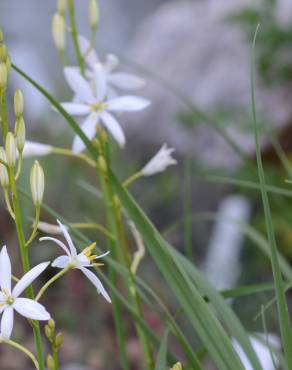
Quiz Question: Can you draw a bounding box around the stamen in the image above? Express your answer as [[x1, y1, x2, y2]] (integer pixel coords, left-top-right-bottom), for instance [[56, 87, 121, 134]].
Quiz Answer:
[[83, 242, 97, 257], [91, 262, 104, 267]]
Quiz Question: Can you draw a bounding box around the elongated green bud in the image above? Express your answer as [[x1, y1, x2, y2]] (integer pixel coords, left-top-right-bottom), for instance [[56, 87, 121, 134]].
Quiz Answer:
[[48, 319, 56, 330], [57, 0, 66, 15], [55, 332, 63, 347], [0, 63, 7, 89], [14, 89, 24, 118], [30, 160, 45, 207], [15, 117, 26, 153], [88, 0, 99, 29], [0, 147, 9, 188], [52, 13, 66, 51], [0, 30, 3, 42], [98, 155, 107, 172], [171, 363, 182, 370], [5, 133, 16, 168], [46, 355, 55, 370], [5, 55, 11, 73], [0, 44, 8, 63]]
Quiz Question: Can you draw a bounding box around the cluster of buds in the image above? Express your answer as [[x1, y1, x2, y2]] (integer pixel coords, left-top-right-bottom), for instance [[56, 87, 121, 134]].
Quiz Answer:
[[0, 30, 11, 91], [52, 0, 66, 52], [45, 319, 63, 370]]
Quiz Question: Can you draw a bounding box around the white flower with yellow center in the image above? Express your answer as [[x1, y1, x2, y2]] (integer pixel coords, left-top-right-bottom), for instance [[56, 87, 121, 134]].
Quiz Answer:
[[78, 35, 146, 96], [40, 220, 111, 303], [61, 64, 150, 153], [0, 246, 50, 340]]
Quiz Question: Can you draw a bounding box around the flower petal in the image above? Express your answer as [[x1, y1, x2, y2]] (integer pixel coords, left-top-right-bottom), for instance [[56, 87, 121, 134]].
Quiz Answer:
[[100, 112, 125, 147], [0, 246, 11, 294], [56, 220, 77, 257], [60, 103, 90, 116], [107, 96, 150, 112], [39, 237, 70, 256], [64, 67, 95, 104], [78, 35, 99, 68], [1, 306, 14, 339], [52, 255, 71, 269], [12, 262, 49, 298], [23, 141, 53, 157], [72, 113, 98, 153], [108, 73, 145, 90], [13, 298, 50, 321], [94, 63, 107, 101], [79, 267, 111, 303]]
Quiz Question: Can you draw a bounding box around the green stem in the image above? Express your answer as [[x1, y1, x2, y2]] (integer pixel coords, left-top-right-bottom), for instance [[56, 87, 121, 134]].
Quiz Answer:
[[53, 346, 59, 370], [4, 189, 15, 219], [0, 88, 8, 139], [123, 171, 143, 188], [3, 339, 39, 370], [69, 222, 115, 240], [67, 0, 85, 75], [26, 206, 40, 247], [15, 152, 22, 180], [36, 267, 70, 302], [51, 147, 96, 167], [183, 158, 192, 260], [7, 166, 45, 370]]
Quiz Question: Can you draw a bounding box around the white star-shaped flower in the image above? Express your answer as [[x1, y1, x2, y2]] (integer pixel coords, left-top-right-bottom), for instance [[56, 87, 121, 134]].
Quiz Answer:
[[142, 144, 177, 176], [78, 35, 146, 97], [0, 246, 50, 340], [61, 65, 150, 153], [40, 220, 111, 303]]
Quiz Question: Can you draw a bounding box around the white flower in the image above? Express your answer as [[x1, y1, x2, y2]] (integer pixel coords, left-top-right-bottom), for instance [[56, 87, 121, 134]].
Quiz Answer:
[[0, 246, 50, 340], [141, 144, 177, 176], [78, 35, 146, 96], [23, 141, 53, 157], [61, 66, 150, 153], [40, 220, 111, 303]]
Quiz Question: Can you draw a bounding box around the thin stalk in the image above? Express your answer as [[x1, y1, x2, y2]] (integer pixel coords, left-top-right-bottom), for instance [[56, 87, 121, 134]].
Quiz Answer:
[[67, 0, 85, 75], [3, 339, 39, 370], [52, 346, 59, 370], [0, 88, 8, 139], [4, 189, 15, 219], [123, 171, 143, 187], [251, 25, 292, 368], [69, 222, 115, 240], [51, 147, 96, 167], [7, 167, 45, 370], [26, 206, 40, 246], [15, 152, 22, 180], [36, 267, 70, 302]]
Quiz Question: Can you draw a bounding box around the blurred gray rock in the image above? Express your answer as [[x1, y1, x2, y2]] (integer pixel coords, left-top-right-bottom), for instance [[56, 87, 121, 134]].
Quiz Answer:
[[126, 0, 292, 168]]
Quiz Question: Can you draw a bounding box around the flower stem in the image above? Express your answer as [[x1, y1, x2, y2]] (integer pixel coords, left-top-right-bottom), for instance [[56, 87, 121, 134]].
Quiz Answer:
[[122, 171, 143, 188], [4, 189, 15, 219], [26, 206, 40, 247], [7, 166, 45, 370], [69, 222, 115, 240], [51, 147, 96, 167], [15, 152, 23, 180], [36, 267, 70, 302], [67, 0, 85, 75], [2, 339, 39, 370]]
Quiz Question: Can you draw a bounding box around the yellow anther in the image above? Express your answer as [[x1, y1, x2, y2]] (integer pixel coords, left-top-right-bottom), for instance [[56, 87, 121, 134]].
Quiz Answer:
[[89, 254, 98, 261], [83, 242, 96, 257], [91, 262, 104, 267]]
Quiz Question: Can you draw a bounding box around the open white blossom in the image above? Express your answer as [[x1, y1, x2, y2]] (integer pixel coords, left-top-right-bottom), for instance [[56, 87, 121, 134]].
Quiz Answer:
[[61, 66, 150, 153], [0, 246, 50, 340], [23, 141, 53, 157], [78, 35, 145, 97], [142, 144, 177, 176], [40, 220, 111, 303]]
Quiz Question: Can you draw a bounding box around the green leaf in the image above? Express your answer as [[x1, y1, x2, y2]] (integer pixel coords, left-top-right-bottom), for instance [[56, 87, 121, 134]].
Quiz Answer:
[[155, 330, 168, 370]]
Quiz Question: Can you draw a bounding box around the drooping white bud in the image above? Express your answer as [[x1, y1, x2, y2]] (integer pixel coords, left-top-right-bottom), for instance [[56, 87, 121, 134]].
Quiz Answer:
[[5, 132, 17, 168], [141, 144, 177, 176], [57, 0, 66, 15], [37, 221, 64, 235], [88, 0, 99, 29], [30, 161, 45, 207], [0, 63, 7, 89], [23, 141, 53, 158], [14, 89, 24, 118], [15, 117, 26, 153], [0, 147, 9, 188], [52, 13, 66, 51]]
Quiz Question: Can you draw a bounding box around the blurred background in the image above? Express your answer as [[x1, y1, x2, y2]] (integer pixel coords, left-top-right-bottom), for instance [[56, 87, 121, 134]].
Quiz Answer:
[[2, 0, 292, 369]]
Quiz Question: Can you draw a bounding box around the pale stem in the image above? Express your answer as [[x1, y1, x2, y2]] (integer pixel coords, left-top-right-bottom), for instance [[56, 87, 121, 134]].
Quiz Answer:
[[36, 266, 71, 302], [15, 152, 23, 180], [4, 189, 15, 219], [26, 206, 40, 247], [69, 222, 115, 240], [2, 339, 39, 370], [122, 171, 143, 188], [51, 147, 96, 167]]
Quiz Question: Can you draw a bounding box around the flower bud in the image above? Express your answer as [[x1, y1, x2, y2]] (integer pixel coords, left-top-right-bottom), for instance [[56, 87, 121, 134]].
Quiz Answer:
[[0, 30, 3, 42], [15, 117, 26, 153], [52, 13, 66, 51], [57, 0, 66, 15], [0, 147, 9, 188], [45, 325, 52, 340], [88, 0, 99, 29], [55, 332, 64, 347], [14, 89, 24, 118], [0, 63, 7, 89], [30, 160, 45, 207], [48, 318, 56, 330], [5, 55, 11, 73], [171, 363, 182, 370], [5, 133, 16, 168], [46, 355, 55, 370], [0, 44, 8, 63], [98, 155, 107, 173]]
